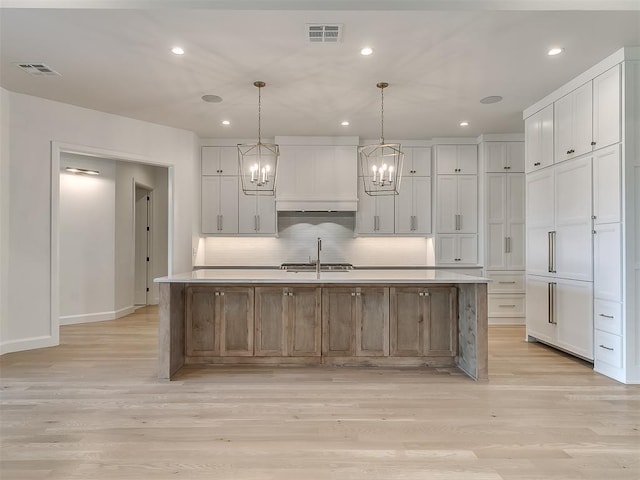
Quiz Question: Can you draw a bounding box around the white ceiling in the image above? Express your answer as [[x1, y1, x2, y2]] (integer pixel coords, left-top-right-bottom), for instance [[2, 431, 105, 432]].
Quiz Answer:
[[1, 2, 639, 139]]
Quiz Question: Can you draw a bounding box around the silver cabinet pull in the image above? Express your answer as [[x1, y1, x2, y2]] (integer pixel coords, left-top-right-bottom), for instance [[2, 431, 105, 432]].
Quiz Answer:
[[504, 237, 509, 253], [507, 237, 512, 254], [455, 214, 461, 231], [548, 231, 556, 273], [499, 304, 517, 308], [257, 215, 261, 232], [217, 214, 222, 231], [288, 292, 294, 296], [351, 292, 356, 297], [598, 313, 614, 319], [254, 215, 258, 232], [219, 215, 224, 231], [599, 344, 614, 351], [498, 281, 516, 284]]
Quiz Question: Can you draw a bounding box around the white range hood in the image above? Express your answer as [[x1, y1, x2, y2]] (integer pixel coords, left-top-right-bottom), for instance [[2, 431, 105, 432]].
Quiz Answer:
[[275, 136, 359, 211]]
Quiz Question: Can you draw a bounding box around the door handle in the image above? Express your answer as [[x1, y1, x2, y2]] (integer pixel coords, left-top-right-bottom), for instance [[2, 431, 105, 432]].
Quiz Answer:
[[548, 231, 557, 273], [548, 282, 557, 325]]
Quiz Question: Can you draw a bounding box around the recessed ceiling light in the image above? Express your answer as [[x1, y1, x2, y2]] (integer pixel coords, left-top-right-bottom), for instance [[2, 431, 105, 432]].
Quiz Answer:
[[480, 95, 503, 104], [341, 121, 350, 126], [171, 46, 185, 55], [459, 121, 469, 127], [222, 120, 230, 126], [202, 95, 223, 103], [360, 47, 373, 56], [548, 47, 564, 56]]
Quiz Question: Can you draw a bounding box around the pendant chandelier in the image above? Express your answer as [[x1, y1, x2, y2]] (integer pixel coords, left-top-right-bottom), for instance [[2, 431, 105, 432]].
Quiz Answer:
[[238, 81, 279, 196], [358, 82, 404, 196]]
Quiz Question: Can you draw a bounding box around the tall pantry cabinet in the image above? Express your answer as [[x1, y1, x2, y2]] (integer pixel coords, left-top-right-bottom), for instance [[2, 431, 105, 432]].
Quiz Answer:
[[523, 47, 640, 383]]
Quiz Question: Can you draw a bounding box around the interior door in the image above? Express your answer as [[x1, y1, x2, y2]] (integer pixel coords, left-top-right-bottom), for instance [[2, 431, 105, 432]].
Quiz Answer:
[[134, 186, 150, 306]]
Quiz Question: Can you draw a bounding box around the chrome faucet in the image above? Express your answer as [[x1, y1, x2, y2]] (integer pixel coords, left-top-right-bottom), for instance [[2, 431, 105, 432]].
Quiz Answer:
[[316, 237, 322, 279]]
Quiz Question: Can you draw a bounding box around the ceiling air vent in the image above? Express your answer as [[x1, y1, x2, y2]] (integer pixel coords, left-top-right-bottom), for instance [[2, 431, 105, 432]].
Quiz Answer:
[[15, 63, 61, 76], [306, 24, 343, 43]]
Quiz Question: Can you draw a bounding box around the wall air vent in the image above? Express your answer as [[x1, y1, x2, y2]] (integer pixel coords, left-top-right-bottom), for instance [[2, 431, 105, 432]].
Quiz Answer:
[[15, 63, 61, 76], [306, 24, 343, 43]]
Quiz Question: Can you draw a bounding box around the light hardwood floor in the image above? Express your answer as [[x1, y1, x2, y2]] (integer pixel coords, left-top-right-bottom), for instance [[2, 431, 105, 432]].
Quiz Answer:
[[1, 306, 638, 479]]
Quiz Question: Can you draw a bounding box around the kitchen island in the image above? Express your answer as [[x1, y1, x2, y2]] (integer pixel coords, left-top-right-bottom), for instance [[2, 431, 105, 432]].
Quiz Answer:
[[156, 269, 488, 381]]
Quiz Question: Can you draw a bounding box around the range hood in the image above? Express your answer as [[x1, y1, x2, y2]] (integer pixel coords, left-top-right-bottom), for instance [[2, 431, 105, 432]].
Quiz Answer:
[[275, 136, 359, 211]]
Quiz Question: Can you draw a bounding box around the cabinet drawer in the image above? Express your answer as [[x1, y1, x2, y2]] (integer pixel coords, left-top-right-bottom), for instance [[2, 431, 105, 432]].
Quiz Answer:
[[594, 299, 622, 335], [595, 330, 622, 369], [487, 273, 525, 293], [488, 294, 525, 317]]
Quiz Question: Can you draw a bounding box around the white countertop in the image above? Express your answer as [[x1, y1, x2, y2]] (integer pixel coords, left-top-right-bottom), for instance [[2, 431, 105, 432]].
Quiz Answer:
[[155, 269, 489, 284]]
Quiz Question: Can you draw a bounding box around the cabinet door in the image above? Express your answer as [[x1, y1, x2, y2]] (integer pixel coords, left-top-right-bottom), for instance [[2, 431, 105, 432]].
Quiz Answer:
[[507, 142, 525, 172], [413, 176, 432, 234], [424, 287, 457, 356], [593, 65, 621, 150], [436, 235, 458, 264], [457, 175, 478, 233], [394, 177, 414, 233], [572, 82, 593, 158], [218, 176, 239, 234], [238, 194, 258, 234], [436, 175, 458, 232], [254, 287, 286, 356], [356, 288, 389, 356], [322, 288, 356, 356], [555, 279, 593, 360], [554, 157, 592, 281], [506, 174, 526, 270], [288, 288, 321, 356], [594, 223, 622, 302], [485, 143, 507, 172], [201, 146, 220, 175], [458, 145, 478, 174], [485, 173, 507, 270], [554, 92, 574, 162], [593, 145, 621, 224], [526, 105, 554, 173], [356, 179, 377, 234], [201, 176, 221, 233], [525, 275, 554, 344], [390, 288, 426, 356], [410, 147, 431, 176], [458, 235, 478, 264], [186, 287, 220, 356], [219, 287, 254, 356], [435, 145, 458, 174], [376, 196, 396, 233], [526, 168, 554, 276], [218, 146, 239, 175], [256, 196, 276, 234]]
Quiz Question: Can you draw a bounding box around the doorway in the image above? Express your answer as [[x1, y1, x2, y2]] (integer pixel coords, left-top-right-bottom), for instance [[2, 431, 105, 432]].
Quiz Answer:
[[134, 185, 152, 306]]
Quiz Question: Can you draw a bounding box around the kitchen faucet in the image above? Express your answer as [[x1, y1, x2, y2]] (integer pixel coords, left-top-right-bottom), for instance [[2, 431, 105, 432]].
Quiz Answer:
[[316, 237, 322, 279]]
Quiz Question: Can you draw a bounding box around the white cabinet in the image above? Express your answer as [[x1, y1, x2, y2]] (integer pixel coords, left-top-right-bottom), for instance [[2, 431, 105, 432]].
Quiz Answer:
[[593, 145, 621, 225], [554, 82, 593, 162], [238, 194, 276, 235], [201, 176, 239, 234], [524, 104, 554, 173], [403, 147, 432, 176], [201, 146, 238, 175], [395, 176, 431, 234], [435, 234, 477, 264], [526, 275, 593, 360], [275, 140, 358, 211], [436, 175, 477, 234], [356, 179, 395, 234], [435, 145, 477, 175], [484, 142, 525, 173], [592, 65, 621, 151], [485, 173, 525, 271], [593, 223, 622, 302]]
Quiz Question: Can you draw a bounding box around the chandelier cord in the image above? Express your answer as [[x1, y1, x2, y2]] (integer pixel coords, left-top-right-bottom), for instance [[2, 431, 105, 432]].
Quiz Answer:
[[257, 85, 262, 144], [380, 86, 384, 144]]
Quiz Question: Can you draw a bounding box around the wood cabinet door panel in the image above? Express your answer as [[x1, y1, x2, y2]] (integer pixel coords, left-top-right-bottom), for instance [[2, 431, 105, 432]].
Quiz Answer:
[[390, 288, 424, 356], [255, 287, 286, 356], [186, 287, 219, 356], [322, 289, 356, 356], [289, 288, 321, 356], [425, 287, 457, 356], [357, 288, 389, 356], [220, 288, 254, 356]]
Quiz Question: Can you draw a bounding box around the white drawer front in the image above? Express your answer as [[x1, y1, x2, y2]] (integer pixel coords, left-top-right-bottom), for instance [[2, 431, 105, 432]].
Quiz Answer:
[[488, 294, 525, 317], [487, 273, 525, 293], [595, 330, 623, 369], [594, 299, 622, 335]]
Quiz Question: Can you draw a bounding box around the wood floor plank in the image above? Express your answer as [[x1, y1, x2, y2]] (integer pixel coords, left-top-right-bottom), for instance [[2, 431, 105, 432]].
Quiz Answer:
[[1, 307, 638, 479]]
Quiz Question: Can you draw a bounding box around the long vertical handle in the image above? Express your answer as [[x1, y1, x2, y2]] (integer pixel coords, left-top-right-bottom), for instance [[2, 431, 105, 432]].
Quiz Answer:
[[505, 237, 509, 254], [219, 215, 223, 232], [551, 231, 556, 273], [254, 215, 257, 232], [548, 231, 553, 272], [548, 282, 557, 324], [547, 282, 553, 324], [507, 236, 511, 254], [217, 214, 221, 231], [257, 215, 260, 232]]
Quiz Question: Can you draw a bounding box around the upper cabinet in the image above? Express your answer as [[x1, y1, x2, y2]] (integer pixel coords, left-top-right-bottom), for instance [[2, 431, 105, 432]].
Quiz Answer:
[[435, 145, 478, 175], [403, 147, 432, 176], [525, 104, 554, 173], [485, 142, 525, 173], [554, 82, 593, 162], [592, 65, 621, 151], [202, 146, 239, 176]]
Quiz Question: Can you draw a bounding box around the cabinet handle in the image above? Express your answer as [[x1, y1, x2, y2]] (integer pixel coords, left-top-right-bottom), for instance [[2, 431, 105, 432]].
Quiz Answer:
[[599, 344, 614, 351], [534, 162, 541, 167], [548, 231, 556, 273], [220, 215, 224, 231], [289, 292, 294, 296], [351, 292, 356, 296], [504, 237, 509, 253], [374, 215, 379, 231], [217, 214, 221, 231], [498, 281, 516, 284], [591, 141, 596, 146], [419, 291, 430, 296], [507, 236, 511, 254], [499, 304, 517, 308], [257, 215, 261, 232], [215, 291, 220, 296], [598, 313, 614, 319], [549, 282, 557, 325]]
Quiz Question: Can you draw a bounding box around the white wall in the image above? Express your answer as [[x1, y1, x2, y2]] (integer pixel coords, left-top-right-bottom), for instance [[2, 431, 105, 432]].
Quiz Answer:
[[0, 88, 198, 354], [0, 89, 10, 349], [60, 154, 116, 324]]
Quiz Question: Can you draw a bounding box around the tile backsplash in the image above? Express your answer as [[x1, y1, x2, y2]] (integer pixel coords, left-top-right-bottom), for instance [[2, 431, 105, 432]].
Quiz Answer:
[[201, 212, 434, 267]]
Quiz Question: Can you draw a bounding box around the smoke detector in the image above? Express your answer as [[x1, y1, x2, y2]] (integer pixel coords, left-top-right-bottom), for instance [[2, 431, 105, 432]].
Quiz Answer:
[[15, 63, 61, 76], [306, 24, 343, 43]]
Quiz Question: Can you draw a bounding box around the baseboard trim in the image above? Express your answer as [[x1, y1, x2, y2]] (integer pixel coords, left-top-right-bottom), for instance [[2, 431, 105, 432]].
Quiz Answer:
[[0, 335, 58, 355], [60, 306, 135, 326]]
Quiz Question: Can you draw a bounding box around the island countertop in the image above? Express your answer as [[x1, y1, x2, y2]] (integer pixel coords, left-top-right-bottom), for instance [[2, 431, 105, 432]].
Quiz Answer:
[[155, 268, 489, 284]]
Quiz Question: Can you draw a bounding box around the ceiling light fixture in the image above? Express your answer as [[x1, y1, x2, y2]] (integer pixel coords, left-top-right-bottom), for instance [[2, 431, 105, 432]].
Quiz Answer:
[[202, 95, 223, 103], [548, 47, 564, 56], [65, 167, 100, 176], [360, 47, 373, 56], [358, 82, 404, 196], [222, 120, 230, 126], [237, 81, 279, 196], [171, 46, 185, 55], [480, 95, 503, 104], [341, 121, 350, 126], [459, 121, 469, 127]]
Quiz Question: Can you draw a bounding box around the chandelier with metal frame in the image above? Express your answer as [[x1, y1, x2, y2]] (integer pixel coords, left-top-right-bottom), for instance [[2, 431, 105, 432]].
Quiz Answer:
[[358, 82, 404, 196], [238, 81, 279, 196]]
